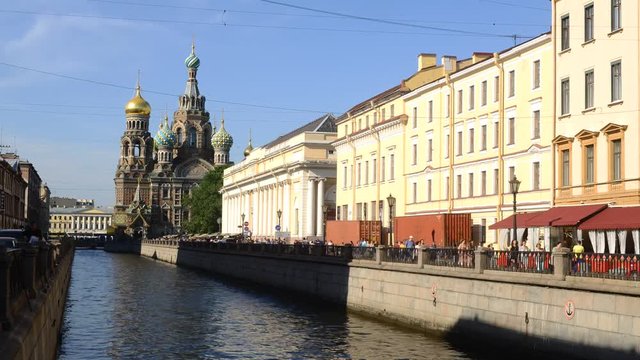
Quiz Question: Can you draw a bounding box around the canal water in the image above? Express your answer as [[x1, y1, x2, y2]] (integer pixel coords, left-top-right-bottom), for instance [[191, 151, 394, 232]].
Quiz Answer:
[[57, 251, 512, 359]]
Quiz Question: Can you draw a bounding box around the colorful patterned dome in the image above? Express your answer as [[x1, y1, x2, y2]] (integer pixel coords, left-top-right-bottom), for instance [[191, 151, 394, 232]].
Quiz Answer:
[[211, 116, 233, 151], [154, 114, 177, 148], [125, 83, 151, 116], [184, 42, 200, 69]]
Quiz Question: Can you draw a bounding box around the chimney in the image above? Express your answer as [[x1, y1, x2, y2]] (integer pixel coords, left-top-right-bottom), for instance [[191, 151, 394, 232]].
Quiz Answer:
[[417, 53, 437, 71], [472, 52, 492, 64], [441, 55, 458, 74]]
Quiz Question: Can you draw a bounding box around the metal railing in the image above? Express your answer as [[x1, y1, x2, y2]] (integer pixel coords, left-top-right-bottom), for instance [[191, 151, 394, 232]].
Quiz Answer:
[[425, 248, 475, 268], [351, 246, 376, 261], [486, 250, 552, 274], [570, 253, 639, 280], [385, 248, 419, 264]]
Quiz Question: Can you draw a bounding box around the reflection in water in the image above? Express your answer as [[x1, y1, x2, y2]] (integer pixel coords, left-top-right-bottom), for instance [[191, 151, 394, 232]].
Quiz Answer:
[[59, 251, 470, 359]]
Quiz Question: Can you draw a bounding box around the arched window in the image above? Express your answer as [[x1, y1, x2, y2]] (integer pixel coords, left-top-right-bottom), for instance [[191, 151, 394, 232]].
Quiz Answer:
[[133, 143, 141, 157], [188, 127, 197, 147], [162, 184, 170, 199], [123, 142, 130, 157], [176, 128, 183, 145]]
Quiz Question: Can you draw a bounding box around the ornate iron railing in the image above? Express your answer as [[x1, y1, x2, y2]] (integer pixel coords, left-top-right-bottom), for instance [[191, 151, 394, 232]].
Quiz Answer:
[[570, 253, 639, 280], [486, 250, 552, 273], [424, 248, 475, 268]]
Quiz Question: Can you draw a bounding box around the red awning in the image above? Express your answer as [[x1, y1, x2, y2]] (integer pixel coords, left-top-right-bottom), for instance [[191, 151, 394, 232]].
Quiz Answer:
[[489, 212, 543, 229], [579, 206, 640, 230], [526, 204, 607, 227]]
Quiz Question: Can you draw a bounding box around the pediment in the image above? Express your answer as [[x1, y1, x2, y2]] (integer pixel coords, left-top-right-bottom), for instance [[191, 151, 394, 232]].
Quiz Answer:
[[175, 159, 214, 179], [552, 135, 574, 145], [600, 123, 627, 135]]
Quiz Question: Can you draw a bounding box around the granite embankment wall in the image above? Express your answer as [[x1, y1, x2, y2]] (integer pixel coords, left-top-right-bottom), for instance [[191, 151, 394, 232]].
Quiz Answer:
[[0, 241, 74, 360], [141, 242, 640, 360]]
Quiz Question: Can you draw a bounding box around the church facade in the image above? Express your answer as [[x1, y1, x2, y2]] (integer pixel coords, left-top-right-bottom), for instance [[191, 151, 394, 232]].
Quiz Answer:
[[112, 44, 233, 238]]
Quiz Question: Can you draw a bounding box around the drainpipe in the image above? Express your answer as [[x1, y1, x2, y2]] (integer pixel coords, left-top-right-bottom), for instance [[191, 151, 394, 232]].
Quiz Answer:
[[551, 0, 558, 206], [445, 74, 454, 213], [493, 52, 505, 221]]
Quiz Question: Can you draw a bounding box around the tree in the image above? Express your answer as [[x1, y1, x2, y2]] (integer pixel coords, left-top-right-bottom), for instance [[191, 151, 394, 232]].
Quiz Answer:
[[182, 165, 227, 234]]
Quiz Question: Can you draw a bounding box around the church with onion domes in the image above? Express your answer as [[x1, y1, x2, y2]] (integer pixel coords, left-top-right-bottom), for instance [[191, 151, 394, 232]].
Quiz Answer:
[[112, 43, 233, 238]]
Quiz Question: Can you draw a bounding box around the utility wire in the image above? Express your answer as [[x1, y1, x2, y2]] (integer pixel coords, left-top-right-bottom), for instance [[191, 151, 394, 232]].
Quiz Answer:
[[259, 0, 530, 39], [478, 0, 549, 12]]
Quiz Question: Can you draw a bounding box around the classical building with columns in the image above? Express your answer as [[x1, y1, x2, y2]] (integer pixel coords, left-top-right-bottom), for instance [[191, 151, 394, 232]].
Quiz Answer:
[[220, 114, 337, 242], [49, 207, 113, 239]]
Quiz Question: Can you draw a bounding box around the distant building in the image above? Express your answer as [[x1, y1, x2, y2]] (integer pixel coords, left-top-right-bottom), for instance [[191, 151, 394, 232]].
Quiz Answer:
[[0, 159, 26, 229], [49, 207, 113, 239], [50, 197, 94, 208], [112, 43, 233, 238], [221, 114, 337, 241], [0, 153, 50, 233]]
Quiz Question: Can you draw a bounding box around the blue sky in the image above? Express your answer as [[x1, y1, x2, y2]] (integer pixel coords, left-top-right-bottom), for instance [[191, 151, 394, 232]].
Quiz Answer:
[[0, 0, 550, 206]]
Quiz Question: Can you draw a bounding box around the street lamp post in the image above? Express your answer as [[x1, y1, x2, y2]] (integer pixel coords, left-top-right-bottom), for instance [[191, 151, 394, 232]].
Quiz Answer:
[[509, 175, 521, 247], [322, 204, 328, 243], [277, 209, 282, 228], [241, 213, 246, 243], [386, 194, 396, 247], [216, 217, 221, 233]]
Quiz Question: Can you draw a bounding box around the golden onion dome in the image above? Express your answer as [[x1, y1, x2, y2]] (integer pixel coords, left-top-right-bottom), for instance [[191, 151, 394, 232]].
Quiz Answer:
[[125, 84, 151, 116]]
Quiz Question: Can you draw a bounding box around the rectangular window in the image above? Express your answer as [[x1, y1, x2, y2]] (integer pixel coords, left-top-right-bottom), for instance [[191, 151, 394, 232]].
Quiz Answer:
[[427, 179, 432, 201], [343, 166, 347, 188], [585, 4, 594, 42], [611, 0, 621, 31], [585, 70, 595, 108], [469, 85, 475, 110], [612, 139, 622, 181], [457, 90, 463, 114], [412, 183, 417, 203], [611, 61, 622, 102], [390, 104, 395, 118], [445, 176, 450, 199], [372, 159, 377, 184], [508, 70, 515, 97], [445, 134, 450, 158], [585, 145, 594, 184], [428, 139, 433, 161], [533, 60, 541, 89], [468, 173, 474, 197], [493, 121, 499, 148], [561, 15, 570, 50], [561, 78, 570, 115], [412, 107, 418, 128], [365, 161, 369, 184], [533, 162, 541, 190], [532, 110, 541, 139], [412, 144, 417, 165], [469, 128, 475, 153], [457, 174, 462, 199], [358, 118, 362, 131], [381, 156, 386, 182], [390, 154, 395, 180], [494, 76, 500, 102], [357, 163, 361, 186], [481, 125, 487, 151], [481, 80, 487, 106], [365, 115, 369, 128], [371, 201, 377, 221], [457, 131, 463, 156], [445, 95, 450, 118], [381, 108, 386, 120], [374, 112, 378, 124], [481, 170, 487, 195], [345, 124, 349, 135], [508, 117, 515, 145], [509, 166, 515, 185], [428, 100, 433, 122], [562, 149, 570, 186]]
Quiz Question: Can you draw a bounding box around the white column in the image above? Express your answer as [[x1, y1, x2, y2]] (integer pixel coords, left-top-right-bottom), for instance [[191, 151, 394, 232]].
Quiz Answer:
[[260, 188, 265, 236], [267, 186, 273, 237], [283, 181, 290, 233], [252, 190, 257, 235], [306, 178, 316, 237], [316, 178, 325, 237]]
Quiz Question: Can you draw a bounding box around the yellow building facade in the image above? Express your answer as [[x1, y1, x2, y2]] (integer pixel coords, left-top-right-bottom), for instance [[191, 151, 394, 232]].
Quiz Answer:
[[334, 34, 554, 246], [221, 115, 337, 241], [552, 0, 640, 206]]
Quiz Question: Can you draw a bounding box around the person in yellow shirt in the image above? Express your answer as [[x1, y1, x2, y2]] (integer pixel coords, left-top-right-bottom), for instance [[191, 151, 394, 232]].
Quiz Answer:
[[572, 240, 585, 273]]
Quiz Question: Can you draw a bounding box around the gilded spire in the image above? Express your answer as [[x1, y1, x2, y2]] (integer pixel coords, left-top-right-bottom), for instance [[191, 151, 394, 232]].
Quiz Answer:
[[125, 72, 151, 116], [243, 128, 253, 157]]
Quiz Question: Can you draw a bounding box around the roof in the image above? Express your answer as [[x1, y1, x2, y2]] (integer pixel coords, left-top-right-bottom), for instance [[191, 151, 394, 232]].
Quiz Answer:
[[488, 212, 544, 230], [50, 207, 113, 215], [263, 113, 336, 149], [526, 204, 607, 227], [579, 206, 640, 230]]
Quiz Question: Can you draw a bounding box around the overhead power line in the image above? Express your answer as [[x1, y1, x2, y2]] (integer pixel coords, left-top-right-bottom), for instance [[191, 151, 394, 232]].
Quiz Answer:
[[259, 0, 531, 39], [0, 61, 333, 113]]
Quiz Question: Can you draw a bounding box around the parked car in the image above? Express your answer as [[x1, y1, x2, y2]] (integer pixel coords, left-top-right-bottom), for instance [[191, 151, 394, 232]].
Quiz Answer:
[[0, 237, 18, 248], [0, 229, 28, 244]]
